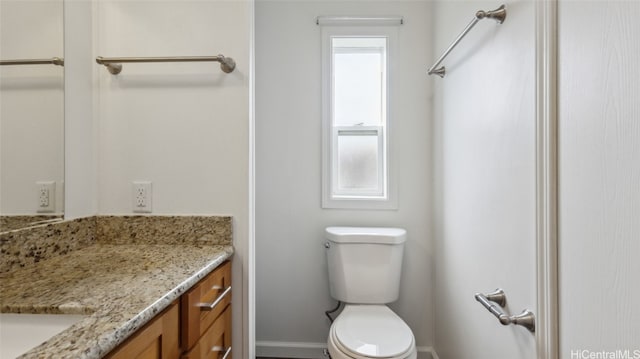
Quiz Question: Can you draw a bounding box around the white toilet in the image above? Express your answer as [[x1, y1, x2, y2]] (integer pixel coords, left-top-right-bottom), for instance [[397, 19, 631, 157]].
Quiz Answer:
[[325, 227, 417, 359]]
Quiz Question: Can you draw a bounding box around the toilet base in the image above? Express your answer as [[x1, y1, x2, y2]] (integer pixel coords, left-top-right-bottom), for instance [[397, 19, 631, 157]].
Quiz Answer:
[[327, 323, 417, 359]]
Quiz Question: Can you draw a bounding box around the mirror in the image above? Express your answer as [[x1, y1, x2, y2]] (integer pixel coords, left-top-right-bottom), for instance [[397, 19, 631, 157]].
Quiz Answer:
[[0, 0, 65, 232]]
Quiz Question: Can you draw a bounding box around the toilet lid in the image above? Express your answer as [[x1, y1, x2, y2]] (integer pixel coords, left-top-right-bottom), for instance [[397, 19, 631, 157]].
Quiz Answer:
[[334, 305, 414, 358]]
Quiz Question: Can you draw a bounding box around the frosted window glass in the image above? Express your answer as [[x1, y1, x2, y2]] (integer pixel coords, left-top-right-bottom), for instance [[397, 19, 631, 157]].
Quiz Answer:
[[337, 134, 379, 192]]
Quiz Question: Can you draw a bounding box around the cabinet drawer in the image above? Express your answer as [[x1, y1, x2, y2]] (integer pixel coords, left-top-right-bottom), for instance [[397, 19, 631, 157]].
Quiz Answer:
[[182, 261, 232, 351], [182, 305, 231, 359]]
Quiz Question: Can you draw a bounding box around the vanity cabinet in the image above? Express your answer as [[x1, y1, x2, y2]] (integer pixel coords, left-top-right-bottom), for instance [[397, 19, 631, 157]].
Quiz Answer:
[[105, 261, 232, 359]]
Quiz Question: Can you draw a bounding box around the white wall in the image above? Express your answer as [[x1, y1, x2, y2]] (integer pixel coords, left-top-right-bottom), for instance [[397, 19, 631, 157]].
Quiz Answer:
[[255, 1, 433, 356], [95, 0, 250, 216], [1, 0, 64, 214], [558, 1, 640, 356], [65, 0, 99, 220], [432, 1, 537, 358], [93, 1, 252, 357]]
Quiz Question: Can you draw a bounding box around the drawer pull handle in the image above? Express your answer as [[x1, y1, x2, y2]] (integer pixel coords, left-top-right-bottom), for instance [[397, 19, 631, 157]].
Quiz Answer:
[[211, 346, 232, 359], [197, 286, 232, 311]]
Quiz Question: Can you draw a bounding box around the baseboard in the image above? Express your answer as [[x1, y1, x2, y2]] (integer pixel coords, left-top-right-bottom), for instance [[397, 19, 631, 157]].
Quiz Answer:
[[417, 346, 439, 359], [419, 346, 440, 359], [256, 341, 326, 358], [256, 341, 439, 359]]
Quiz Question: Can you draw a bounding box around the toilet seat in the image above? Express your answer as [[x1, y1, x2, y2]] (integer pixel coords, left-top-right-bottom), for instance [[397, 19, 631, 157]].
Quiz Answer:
[[329, 305, 415, 359]]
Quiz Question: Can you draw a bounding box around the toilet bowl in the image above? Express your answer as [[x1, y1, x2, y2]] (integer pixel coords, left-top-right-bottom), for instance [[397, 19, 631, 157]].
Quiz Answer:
[[325, 227, 416, 359], [327, 305, 417, 359]]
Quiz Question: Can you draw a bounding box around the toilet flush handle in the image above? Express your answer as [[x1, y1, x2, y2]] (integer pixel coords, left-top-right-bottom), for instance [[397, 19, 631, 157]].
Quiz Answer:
[[325, 242, 331, 249]]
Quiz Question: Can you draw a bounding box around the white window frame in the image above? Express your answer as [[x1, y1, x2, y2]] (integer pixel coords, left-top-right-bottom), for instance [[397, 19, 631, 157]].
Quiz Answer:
[[321, 25, 398, 210]]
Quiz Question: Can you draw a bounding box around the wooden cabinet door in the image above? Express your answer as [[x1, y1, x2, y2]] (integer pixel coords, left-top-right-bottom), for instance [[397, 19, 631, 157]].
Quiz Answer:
[[106, 302, 180, 359]]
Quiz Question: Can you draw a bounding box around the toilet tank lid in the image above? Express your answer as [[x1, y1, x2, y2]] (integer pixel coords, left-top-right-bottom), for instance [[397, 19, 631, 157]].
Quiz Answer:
[[325, 227, 406, 244]]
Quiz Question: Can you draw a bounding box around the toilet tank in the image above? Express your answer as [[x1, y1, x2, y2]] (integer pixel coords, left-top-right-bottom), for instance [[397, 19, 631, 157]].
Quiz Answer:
[[325, 227, 406, 304]]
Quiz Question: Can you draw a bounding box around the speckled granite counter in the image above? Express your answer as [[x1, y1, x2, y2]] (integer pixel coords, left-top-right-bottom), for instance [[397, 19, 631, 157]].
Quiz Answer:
[[0, 243, 233, 358], [0, 215, 234, 359], [0, 215, 62, 232]]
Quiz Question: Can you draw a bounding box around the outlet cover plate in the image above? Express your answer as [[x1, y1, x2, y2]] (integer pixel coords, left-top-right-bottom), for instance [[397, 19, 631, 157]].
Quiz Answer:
[[132, 181, 152, 213], [36, 181, 56, 213]]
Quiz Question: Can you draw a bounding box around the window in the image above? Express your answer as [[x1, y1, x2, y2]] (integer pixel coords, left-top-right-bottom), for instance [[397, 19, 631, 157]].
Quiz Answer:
[[322, 26, 397, 209]]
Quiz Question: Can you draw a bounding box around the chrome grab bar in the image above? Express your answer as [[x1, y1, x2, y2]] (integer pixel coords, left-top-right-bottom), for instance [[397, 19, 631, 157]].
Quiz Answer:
[[197, 285, 232, 311], [475, 288, 536, 332], [0, 57, 64, 66], [427, 4, 506, 78], [211, 346, 232, 359], [95, 55, 236, 75]]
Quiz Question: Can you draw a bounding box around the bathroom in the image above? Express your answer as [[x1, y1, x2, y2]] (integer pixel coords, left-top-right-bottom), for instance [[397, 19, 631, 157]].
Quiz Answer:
[[1, 0, 639, 358]]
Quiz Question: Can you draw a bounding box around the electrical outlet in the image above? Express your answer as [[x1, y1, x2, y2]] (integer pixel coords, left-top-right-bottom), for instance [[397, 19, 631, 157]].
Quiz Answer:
[[36, 181, 56, 213], [132, 181, 152, 213]]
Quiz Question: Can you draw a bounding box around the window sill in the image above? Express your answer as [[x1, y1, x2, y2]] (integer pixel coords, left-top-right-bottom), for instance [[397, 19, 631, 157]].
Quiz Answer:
[[322, 196, 398, 210]]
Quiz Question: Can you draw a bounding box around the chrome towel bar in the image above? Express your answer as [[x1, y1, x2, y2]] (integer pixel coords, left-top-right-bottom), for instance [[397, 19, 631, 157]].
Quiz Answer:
[[0, 57, 64, 67], [96, 54, 236, 75], [475, 288, 536, 332], [427, 4, 506, 78]]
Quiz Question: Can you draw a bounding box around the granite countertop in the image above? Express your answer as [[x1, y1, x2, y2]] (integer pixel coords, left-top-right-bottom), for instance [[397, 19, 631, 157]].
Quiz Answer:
[[0, 243, 234, 358]]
